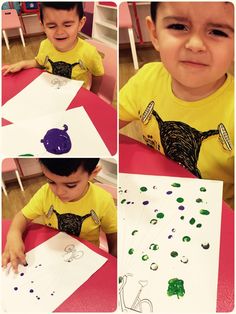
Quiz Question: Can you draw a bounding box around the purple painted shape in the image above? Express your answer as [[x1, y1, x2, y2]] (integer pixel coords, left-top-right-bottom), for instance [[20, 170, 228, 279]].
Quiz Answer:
[[41, 124, 72, 155]]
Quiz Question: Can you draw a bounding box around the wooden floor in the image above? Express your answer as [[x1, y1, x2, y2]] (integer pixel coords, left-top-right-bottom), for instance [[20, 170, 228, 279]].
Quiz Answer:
[[2, 175, 46, 220]]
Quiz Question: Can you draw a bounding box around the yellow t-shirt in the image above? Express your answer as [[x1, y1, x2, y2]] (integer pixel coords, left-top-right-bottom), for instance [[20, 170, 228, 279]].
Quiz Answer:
[[120, 62, 234, 208], [22, 182, 117, 246], [35, 38, 104, 87]]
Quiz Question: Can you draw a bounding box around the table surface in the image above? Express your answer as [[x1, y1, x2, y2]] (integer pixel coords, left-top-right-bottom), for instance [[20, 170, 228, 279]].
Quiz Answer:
[[2, 68, 117, 156], [2, 220, 117, 312], [119, 134, 234, 312]]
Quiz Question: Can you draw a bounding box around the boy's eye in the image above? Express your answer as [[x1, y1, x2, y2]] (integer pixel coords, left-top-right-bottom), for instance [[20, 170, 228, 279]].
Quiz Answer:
[[66, 184, 77, 189], [48, 26, 56, 29], [64, 24, 72, 28], [167, 24, 188, 31], [210, 29, 228, 38]]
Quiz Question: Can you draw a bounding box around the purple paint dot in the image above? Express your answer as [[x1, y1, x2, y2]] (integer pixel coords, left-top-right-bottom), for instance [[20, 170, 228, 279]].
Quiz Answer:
[[29, 289, 34, 293], [14, 287, 18, 291], [178, 205, 185, 210], [168, 235, 173, 239], [20, 273, 24, 276], [143, 201, 149, 205], [166, 191, 173, 195], [127, 201, 131, 204]]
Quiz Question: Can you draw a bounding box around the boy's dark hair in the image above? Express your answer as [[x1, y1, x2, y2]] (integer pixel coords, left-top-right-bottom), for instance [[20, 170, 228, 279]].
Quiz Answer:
[[150, 2, 159, 22], [39, 158, 99, 176], [40, 2, 84, 23]]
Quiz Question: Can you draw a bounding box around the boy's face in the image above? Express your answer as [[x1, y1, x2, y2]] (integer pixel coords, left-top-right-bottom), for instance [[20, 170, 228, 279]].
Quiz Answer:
[[147, 2, 234, 93], [41, 164, 98, 202], [42, 7, 86, 52]]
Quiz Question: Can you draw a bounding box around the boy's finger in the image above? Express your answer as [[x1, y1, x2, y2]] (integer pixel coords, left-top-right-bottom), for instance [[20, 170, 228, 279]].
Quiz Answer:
[[2, 254, 10, 268], [11, 259, 19, 274], [18, 253, 27, 266]]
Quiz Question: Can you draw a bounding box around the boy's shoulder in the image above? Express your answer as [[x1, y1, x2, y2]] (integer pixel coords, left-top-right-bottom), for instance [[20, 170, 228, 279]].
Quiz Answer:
[[132, 62, 168, 83], [89, 182, 114, 200]]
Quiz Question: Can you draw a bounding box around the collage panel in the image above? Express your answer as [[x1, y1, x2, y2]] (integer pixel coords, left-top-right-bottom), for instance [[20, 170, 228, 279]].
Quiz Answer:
[[2, 157, 117, 312], [119, 1, 234, 313]]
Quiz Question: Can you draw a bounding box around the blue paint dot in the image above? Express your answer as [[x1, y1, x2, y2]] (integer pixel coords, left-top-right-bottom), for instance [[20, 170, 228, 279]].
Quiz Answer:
[[143, 201, 149, 205], [166, 191, 173, 195], [178, 205, 185, 210]]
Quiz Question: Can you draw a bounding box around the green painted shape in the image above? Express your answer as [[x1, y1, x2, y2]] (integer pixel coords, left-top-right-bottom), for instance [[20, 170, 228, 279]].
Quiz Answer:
[[131, 230, 138, 236], [119, 276, 123, 284], [182, 236, 191, 242], [170, 251, 178, 257], [189, 218, 195, 225], [180, 216, 184, 220], [140, 186, 148, 192], [150, 219, 158, 224], [196, 223, 202, 228], [196, 198, 203, 203], [176, 197, 184, 203], [171, 183, 181, 187], [167, 278, 185, 298], [128, 248, 134, 255], [142, 254, 149, 261], [149, 243, 159, 251], [121, 199, 126, 204], [200, 187, 207, 192], [156, 212, 164, 219], [19, 153, 34, 156], [200, 209, 210, 215]]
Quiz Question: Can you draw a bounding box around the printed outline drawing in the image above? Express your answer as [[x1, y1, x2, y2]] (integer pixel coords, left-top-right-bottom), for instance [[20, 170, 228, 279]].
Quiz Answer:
[[63, 244, 84, 263], [119, 273, 153, 312]]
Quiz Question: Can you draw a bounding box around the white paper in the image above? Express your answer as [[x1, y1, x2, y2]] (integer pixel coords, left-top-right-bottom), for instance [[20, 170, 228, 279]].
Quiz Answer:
[[2, 72, 83, 123], [2, 106, 110, 156], [118, 173, 223, 313], [2, 232, 107, 312]]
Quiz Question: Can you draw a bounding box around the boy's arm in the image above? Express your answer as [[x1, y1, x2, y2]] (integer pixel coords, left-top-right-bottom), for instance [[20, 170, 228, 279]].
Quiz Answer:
[[106, 232, 117, 257], [90, 75, 103, 95], [2, 59, 41, 76], [2, 211, 31, 273]]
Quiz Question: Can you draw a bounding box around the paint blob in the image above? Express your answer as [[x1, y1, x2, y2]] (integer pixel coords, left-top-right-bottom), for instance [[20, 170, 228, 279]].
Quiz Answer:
[[140, 186, 148, 192], [189, 218, 195, 225], [150, 263, 158, 271], [178, 205, 185, 210], [149, 243, 159, 251], [176, 197, 184, 203], [200, 187, 207, 192], [142, 254, 149, 261], [180, 216, 184, 220], [196, 223, 202, 228], [156, 212, 164, 219], [150, 219, 158, 224], [182, 236, 191, 242], [171, 183, 181, 188], [41, 124, 72, 155], [201, 243, 210, 249], [170, 251, 178, 257], [131, 230, 138, 236], [128, 248, 134, 255], [166, 191, 173, 195], [167, 278, 185, 298], [196, 198, 203, 203], [143, 200, 149, 205], [200, 209, 210, 215], [180, 256, 189, 264], [121, 199, 126, 204]]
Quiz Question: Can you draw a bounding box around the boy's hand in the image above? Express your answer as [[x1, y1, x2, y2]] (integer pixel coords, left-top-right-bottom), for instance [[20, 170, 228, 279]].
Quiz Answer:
[[2, 235, 27, 273], [2, 62, 25, 76]]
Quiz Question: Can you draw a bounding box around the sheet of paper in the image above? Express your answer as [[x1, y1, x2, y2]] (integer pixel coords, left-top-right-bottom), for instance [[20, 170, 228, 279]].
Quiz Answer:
[[2, 232, 107, 312], [2, 72, 83, 123], [2, 106, 110, 156], [118, 173, 223, 313]]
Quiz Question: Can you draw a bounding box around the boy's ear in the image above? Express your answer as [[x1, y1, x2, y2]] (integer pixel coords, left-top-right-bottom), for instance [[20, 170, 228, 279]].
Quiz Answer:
[[89, 165, 101, 180], [78, 16, 86, 32], [146, 16, 160, 52]]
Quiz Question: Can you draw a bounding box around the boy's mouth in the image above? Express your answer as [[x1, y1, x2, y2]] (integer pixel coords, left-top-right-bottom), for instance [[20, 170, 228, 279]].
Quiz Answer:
[[180, 60, 208, 67], [55, 37, 68, 41]]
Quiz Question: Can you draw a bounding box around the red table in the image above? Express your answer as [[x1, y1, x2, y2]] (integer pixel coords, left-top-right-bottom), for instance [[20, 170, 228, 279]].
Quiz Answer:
[[2, 220, 117, 312], [119, 134, 234, 312], [2, 68, 117, 155]]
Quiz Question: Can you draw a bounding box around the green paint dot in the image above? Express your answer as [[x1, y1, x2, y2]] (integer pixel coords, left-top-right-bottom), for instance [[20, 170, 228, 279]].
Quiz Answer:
[[176, 197, 184, 203], [142, 254, 149, 261], [182, 236, 191, 242], [150, 219, 158, 225], [200, 187, 207, 192], [149, 243, 159, 251], [196, 198, 203, 203], [131, 230, 138, 235], [119, 276, 123, 284], [150, 263, 158, 271], [171, 183, 181, 187], [167, 278, 185, 298], [128, 248, 134, 255], [196, 223, 202, 228], [180, 216, 184, 220], [121, 199, 126, 204], [156, 212, 164, 219], [170, 251, 178, 257], [189, 218, 195, 225], [140, 186, 148, 192], [200, 209, 210, 215]]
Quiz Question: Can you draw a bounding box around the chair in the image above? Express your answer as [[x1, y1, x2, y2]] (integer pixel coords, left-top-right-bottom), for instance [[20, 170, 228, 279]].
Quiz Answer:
[[2, 9, 26, 50], [2, 158, 24, 196], [119, 2, 139, 70], [86, 39, 117, 104], [94, 182, 117, 252]]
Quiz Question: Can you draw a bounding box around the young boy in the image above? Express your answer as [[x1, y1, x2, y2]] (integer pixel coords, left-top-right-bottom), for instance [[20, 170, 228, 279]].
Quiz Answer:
[[2, 158, 117, 273], [120, 2, 234, 208], [2, 2, 104, 94]]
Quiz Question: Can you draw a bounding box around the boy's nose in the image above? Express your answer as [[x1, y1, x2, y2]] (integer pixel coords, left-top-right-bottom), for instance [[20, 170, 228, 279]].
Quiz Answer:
[[185, 34, 206, 53], [55, 27, 65, 37], [55, 186, 66, 198]]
